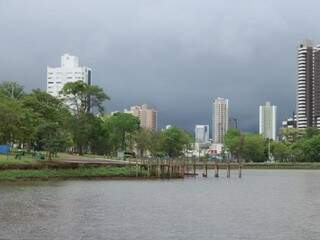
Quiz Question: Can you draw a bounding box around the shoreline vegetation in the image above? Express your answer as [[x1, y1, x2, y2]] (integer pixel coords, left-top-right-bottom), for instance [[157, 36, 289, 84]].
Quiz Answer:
[[1, 154, 320, 181]]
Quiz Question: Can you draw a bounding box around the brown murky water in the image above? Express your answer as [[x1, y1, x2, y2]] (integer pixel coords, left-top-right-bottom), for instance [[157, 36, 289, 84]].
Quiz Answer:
[[0, 170, 320, 240]]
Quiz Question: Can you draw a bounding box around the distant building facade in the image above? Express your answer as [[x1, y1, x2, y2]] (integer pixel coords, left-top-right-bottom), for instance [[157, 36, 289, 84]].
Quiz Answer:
[[282, 115, 297, 129], [124, 104, 157, 130], [212, 97, 229, 143], [195, 125, 209, 143], [47, 54, 92, 97], [296, 39, 320, 128], [259, 101, 277, 140]]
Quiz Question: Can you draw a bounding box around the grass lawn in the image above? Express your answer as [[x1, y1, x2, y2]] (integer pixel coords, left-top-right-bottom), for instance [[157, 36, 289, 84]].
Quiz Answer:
[[0, 166, 139, 181], [0, 154, 39, 166]]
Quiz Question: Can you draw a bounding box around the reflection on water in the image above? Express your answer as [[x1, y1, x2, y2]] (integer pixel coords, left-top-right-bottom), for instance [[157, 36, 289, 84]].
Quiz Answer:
[[0, 170, 320, 240]]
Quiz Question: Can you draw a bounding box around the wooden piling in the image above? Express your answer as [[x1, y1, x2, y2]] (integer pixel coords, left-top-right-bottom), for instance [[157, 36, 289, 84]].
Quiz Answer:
[[227, 162, 231, 178], [214, 161, 219, 178], [135, 162, 138, 177], [238, 163, 242, 178]]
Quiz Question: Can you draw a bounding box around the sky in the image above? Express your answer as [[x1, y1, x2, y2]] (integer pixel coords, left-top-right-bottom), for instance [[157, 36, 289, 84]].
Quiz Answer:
[[0, 0, 319, 132]]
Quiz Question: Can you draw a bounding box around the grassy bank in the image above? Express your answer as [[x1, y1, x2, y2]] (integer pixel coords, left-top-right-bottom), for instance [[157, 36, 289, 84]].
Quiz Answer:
[[0, 166, 148, 181], [244, 162, 320, 169]]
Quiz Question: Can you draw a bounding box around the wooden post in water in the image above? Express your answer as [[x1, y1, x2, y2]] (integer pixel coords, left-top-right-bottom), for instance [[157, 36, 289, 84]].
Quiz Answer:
[[227, 161, 231, 178], [135, 162, 138, 177], [147, 159, 150, 177], [157, 160, 161, 177], [238, 162, 242, 178], [214, 161, 219, 178], [128, 158, 132, 176], [202, 157, 208, 177], [193, 157, 196, 176], [204, 163, 208, 177]]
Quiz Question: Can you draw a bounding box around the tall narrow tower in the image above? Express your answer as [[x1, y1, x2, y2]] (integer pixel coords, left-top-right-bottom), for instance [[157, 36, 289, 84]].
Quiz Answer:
[[313, 47, 320, 127], [297, 39, 314, 128], [212, 97, 229, 143], [259, 102, 277, 140]]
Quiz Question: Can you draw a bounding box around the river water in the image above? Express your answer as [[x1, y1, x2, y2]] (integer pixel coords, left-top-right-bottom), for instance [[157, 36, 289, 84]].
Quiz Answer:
[[0, 170, 320, 240]]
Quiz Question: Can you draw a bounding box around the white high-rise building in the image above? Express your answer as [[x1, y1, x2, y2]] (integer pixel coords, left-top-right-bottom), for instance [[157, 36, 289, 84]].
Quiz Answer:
[[259, 102, 277, 140], [212, 97, 229, 143], [195, 125, 209, 143], [47, 54, 92, 97]]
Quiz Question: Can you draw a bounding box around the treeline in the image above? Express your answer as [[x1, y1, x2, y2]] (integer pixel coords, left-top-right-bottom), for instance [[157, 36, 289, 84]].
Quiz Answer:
[[224, 128, 320, 162], [0, 81, 192, 159]]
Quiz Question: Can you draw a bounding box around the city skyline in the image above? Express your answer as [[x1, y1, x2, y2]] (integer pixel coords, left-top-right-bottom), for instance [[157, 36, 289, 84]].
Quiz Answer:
[[2, 0, 319, 132]]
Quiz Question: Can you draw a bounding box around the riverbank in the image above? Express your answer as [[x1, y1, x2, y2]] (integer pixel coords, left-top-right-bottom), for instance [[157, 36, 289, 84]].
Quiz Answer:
[[0, 166, 151, 181], [1, 154, 320, 181], [244, 162, 320, 169]]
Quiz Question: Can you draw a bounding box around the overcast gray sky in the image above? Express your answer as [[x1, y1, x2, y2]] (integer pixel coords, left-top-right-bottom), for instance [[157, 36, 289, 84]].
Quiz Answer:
[[0, 0, 319, 132]]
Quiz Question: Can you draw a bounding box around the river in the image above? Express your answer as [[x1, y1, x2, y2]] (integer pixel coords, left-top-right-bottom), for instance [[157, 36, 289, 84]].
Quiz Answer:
[[0, 170, 320, 240]]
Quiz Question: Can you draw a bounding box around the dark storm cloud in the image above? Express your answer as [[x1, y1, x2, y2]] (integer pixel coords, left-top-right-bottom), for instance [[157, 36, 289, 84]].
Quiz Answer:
[[1, 0, 319, 132]]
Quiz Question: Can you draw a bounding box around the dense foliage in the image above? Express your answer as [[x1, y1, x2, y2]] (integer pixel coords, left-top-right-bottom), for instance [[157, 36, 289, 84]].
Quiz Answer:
[[224, 127, 320, 162], [0, 81, 192, 159]]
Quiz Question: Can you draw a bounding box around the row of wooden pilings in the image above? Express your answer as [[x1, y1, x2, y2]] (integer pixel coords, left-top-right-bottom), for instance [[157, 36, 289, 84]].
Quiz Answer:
[[128, 158, 243, 178]]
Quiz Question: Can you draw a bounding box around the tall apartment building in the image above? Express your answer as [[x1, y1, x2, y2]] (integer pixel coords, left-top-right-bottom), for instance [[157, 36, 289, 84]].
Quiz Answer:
[[259, 102, 277, 140], [124, 104, 157, 130], [296, 39, 320, 128], [47, 54, 92, 97], [212, 97, 229, 143], [195, 125, 210, 143]]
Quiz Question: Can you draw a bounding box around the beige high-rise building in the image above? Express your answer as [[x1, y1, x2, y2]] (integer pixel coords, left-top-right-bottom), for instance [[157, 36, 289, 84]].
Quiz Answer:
[[212, 97, 229, 143], [124, 104, 157, 130]]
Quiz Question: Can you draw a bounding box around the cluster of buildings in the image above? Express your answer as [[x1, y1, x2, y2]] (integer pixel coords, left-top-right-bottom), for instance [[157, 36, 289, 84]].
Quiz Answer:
[[193, 98, 277, 157], [195, 39, 320, 158], [48, 37, 318, 159], [46, 54, 158, 130]]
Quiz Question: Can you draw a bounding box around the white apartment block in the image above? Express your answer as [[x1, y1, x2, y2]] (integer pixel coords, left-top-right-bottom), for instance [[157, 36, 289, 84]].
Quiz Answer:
[[195, 125, 209, 143], [259, 102, 277, 140], [124, 104, 157, 131], [212, 97, 229, 144], [47, 54, 92, 97]]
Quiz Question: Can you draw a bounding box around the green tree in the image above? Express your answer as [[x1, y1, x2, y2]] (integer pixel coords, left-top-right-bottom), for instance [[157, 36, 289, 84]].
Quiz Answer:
[[0, 96, 24, 144], [134, 129, 152, 157], [271, 141, 291, 162], [106, 113, 140, 153], [37, 122, 71, 161], [148, 131, 164, 157], [22, 90, 71, 150], [305, 127, 320, 139], [279, 128, 304, 143], [22, 89, 70, 125], [242, 134, 266, 162], [60, 81, 110, 116], [292, 135, 320, 162], [60, 81, 110, 154], [0, 81, 24, 99], [224, 128, 243, 162], [160, 127, 193, 158]]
